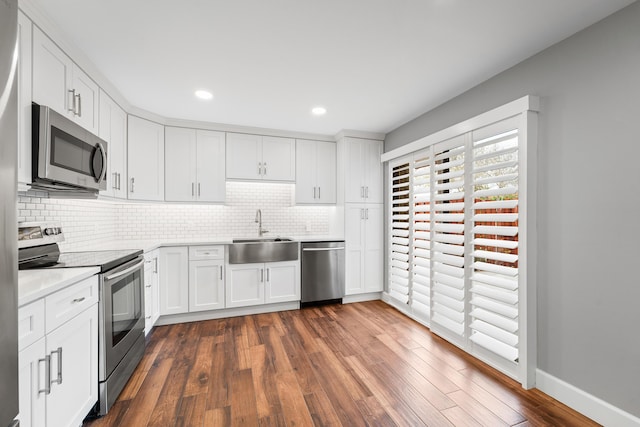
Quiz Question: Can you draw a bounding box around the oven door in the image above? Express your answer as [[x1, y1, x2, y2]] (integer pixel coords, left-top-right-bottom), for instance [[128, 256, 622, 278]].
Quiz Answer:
[[99, 256, 145, 380], [34, 104, 107, 191]]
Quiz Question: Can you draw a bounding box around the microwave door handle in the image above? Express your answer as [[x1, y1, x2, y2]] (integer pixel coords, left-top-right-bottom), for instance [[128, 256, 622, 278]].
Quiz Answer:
[[95, 142, 107, 183]]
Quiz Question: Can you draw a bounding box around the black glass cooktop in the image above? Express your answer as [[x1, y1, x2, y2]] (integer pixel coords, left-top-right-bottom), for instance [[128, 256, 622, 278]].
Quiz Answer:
[[19, 244, 142, 273]]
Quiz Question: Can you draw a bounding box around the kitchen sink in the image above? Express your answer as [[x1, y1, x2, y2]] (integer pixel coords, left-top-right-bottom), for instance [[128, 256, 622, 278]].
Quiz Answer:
[[228, 238, 298, 264]]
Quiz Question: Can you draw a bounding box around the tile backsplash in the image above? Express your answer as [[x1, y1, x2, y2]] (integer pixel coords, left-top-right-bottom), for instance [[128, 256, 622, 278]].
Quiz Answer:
[[18, 182, 334, 250]]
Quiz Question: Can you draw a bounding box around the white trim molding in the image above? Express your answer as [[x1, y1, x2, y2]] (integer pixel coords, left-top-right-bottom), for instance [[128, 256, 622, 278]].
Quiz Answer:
[[382, 95, 540, 162], [536, 370, 640, 427]]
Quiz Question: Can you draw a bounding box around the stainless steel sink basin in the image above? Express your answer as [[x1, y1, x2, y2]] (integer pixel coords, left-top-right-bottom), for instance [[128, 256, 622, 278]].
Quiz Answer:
[[228, 238, 298, 264]]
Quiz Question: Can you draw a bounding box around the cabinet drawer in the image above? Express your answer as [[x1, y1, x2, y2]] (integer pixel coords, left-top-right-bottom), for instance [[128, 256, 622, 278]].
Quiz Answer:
[[189, 245, 224, 260], [45, 275, 99, 333], [18, 299, 45, 351]]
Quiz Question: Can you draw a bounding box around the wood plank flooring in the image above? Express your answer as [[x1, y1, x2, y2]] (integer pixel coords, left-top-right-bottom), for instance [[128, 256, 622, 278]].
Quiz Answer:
[[85, 301, 600, 426]]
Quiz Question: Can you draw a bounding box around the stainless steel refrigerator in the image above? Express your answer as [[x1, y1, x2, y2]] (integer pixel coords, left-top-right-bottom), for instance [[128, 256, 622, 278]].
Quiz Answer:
[[0, 0, 20, 426]]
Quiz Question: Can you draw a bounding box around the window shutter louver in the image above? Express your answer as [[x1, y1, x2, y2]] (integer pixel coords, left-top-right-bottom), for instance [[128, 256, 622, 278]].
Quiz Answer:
[[389, 160, 411, 303], [410, 151, 432, 321], [430, 138, 467, 342], [469, 125, 520, 364]]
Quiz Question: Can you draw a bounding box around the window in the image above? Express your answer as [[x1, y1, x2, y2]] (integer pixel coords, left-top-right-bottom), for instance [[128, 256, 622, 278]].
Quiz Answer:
[[383, 96, 538, 387]]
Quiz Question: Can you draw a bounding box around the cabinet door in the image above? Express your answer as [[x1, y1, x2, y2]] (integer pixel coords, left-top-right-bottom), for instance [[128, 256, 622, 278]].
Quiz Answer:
[[165, 127, 197, 202], [226, 133, 262, 180], [17, 339, 46, 427], [265, 261, 300, 304], [344, 205, 365, 295], [32, 27, 72, 117], [159, 247, 189, 315], [345, 139, 365, 203], [363, 140, 383, 203], [128, 116, 165, 201], [99, 91, 127, 199], [196, 130, 226, 202], [315, 141, 337, 203], [295, 140, 317, 204], [17, 11, 32, 188], [262, 136, 295, 181], [45, 305, 98, 427], [363, 205, 384, 292], [189, 260, 225, 312], [71, 65, 99, 134], [225, 263, 264, 308]]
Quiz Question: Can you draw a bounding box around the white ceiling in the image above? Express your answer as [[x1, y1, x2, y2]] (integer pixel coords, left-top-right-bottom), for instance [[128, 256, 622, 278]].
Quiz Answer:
[[28, 0, 634, 136]]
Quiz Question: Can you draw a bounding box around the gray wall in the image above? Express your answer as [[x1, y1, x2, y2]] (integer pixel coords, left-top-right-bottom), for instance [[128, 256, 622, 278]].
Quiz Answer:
[[385, 2, 640, 418]]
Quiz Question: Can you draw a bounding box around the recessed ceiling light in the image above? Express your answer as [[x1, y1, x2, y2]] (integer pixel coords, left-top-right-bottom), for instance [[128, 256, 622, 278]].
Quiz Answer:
[[195, 90, 213, 100], [311, 106, 327, 116]]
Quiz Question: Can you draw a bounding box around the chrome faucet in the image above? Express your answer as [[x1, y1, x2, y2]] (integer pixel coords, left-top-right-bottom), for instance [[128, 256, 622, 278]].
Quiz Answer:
[[255, 209, 268, 237]]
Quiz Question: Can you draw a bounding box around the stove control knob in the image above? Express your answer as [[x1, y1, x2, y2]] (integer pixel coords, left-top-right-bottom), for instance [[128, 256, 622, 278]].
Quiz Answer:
[[44, 228, 53, 236]]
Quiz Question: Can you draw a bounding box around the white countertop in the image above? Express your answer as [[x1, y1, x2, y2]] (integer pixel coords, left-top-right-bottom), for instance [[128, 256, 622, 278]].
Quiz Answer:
[[18, 267, 100, 307], [69, 235, 345, 253]]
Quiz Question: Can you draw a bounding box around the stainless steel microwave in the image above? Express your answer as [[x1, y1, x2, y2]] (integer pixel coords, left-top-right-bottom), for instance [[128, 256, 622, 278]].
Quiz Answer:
[[32, 103, 107, 193]]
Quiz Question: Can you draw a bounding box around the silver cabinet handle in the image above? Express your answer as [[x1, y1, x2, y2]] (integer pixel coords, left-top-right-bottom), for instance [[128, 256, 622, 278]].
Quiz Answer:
[[266, 268, 270, 282], [219, 265, 223, 280], [67, 89, 76, 113], [302, 247, 345, 252], [112, 172, 118, 189], [258, 162, 262, 176], [72, 297, 85, 303], [154, 258, 158, 273], [50, 347, 62, 386], [116, 172, 119, 190], [192, 182, 195, 196], [75, 93, 82, 117], [318, 187, 321, 199], [313, 187, 317, 199], [360, 209, 364, 220], [38, 355, 51, 395], [365, 186, 369, 199], [360, 186, 364, 198], [260, 268, 264, 282], [365, 208, 369, 220], [263, 162, 267, 176], [198, 183, 201, 197], [130, 177, 135, 193]]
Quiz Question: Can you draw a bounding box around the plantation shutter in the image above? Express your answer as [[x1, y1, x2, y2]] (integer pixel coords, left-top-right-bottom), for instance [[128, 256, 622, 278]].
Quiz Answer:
[[430, 136, 467, 344], [389, 160, 411, 303], [410, 150, 432, 321], [469, 118, 521, 364]]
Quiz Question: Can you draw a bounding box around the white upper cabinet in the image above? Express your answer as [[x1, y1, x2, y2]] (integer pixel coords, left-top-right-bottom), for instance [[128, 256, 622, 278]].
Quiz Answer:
[[343, 137, 383, 203], [32, 27, 98, 134], [99, 90, 127, 199], [127, 116, 165, 201], [295, 139, 336, 204], [226, 133, 295, 182], [17, 11, 32, 189], [165, 127, 225, 202]]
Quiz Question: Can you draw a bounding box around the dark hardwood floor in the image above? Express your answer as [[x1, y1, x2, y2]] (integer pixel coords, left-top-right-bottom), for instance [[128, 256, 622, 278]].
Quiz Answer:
[[85, 301, 600, 426]]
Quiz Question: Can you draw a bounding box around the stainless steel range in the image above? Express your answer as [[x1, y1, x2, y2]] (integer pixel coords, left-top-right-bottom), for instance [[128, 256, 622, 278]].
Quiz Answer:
[[18, 222, 145, 416]]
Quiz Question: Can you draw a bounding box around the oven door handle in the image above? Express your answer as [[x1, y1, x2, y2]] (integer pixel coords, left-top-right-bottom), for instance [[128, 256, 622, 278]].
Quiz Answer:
[[104, 258, 145, 282]]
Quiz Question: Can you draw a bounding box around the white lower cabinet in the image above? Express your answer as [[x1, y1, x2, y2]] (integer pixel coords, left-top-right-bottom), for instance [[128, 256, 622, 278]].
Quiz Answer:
[[345, 204, 384, 295], [188, 246, 225, 312], [17, 276, 99, 427], [144, 249, 160, 335], [159, 247, 189, 315], [159, 246, 225, 316], [226, 260, 300, 308]]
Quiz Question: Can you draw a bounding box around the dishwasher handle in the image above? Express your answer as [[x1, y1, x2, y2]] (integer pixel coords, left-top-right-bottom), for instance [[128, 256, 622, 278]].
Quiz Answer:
[[302, 247, 345, 252]]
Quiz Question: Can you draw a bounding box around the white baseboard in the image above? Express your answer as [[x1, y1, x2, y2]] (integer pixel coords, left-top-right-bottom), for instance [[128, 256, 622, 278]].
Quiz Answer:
[[536, 369, 640, 427], [342, 292, 381, 304], [155, 301, 300, 326]]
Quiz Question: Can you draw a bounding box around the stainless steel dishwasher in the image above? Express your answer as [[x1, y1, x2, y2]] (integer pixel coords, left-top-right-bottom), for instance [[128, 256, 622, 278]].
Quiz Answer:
[[301, 241, 345, 305]]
